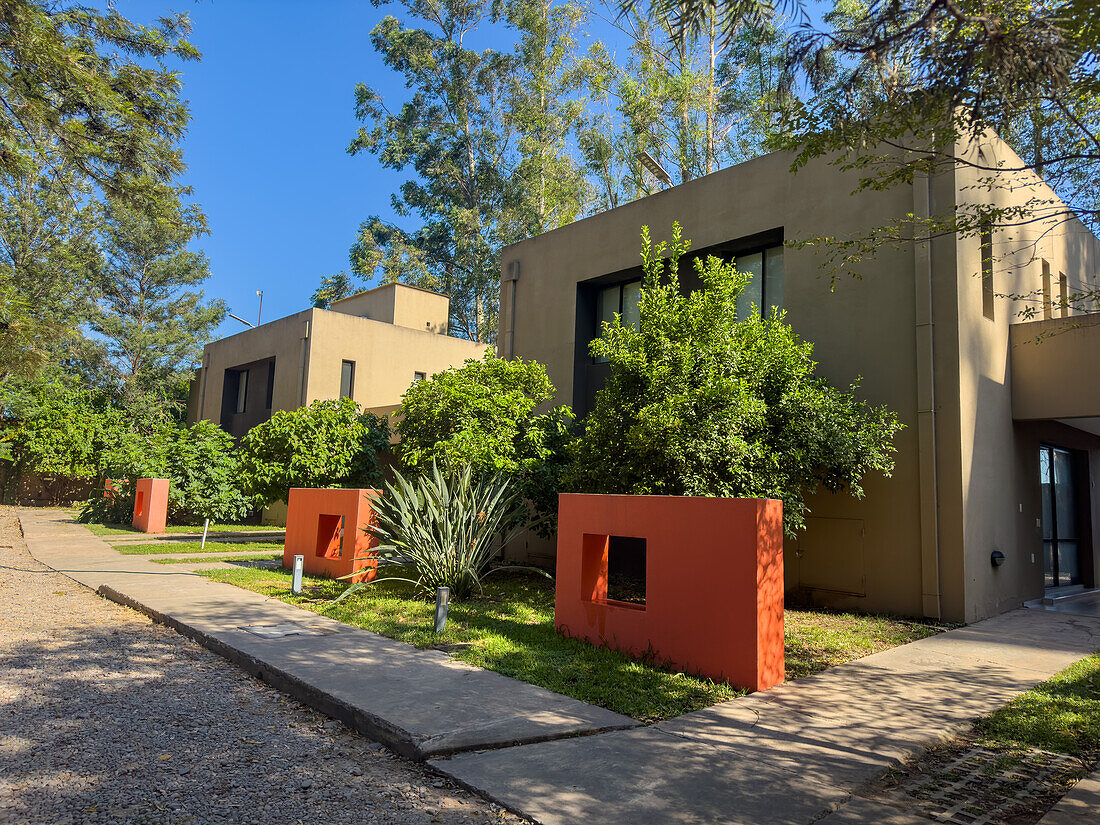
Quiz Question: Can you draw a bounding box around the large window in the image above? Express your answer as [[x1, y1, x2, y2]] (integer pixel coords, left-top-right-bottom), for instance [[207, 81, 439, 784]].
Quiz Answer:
[[340, 360, 355, 399], [594, 244, 784, 351], [981, 223, 994, 320]]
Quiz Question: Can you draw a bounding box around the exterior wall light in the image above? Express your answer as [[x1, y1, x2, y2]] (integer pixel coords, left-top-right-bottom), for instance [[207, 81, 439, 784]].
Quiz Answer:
[[991, 550, 1006, 567]]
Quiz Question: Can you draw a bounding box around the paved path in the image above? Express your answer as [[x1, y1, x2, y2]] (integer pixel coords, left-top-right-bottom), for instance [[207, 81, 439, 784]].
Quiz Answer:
[[18, 507, 633, 762], [19, 507, 1100, 824], [0, 506, 520, 825]]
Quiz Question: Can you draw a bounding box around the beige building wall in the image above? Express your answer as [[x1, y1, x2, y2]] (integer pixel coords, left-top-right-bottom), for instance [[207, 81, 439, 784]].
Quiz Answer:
[[499, 136, 1100, 623], [190, 283, 489, 432]]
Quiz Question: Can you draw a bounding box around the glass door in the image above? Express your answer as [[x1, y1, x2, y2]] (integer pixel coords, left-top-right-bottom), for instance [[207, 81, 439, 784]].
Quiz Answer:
[[1040, 446, 1080, 588]]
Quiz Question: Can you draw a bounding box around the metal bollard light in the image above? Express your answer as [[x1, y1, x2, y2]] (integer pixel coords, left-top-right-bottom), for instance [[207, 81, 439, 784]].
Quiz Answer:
[[434, 587, 451, 633], [292, 555, 304, 595], [200, 518, 210, 550]]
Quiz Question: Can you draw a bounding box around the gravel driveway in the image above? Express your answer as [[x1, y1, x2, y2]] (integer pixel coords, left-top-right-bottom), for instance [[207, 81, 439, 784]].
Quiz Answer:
[[0, 507, 525, 825]]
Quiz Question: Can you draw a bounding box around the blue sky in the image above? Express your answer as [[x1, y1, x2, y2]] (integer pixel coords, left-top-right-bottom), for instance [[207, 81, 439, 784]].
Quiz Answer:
[[142, 0, 416, 339]]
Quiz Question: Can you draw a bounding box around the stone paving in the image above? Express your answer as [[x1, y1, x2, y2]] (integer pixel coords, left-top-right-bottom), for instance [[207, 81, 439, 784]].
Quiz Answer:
[[0, 506, 524, 825]]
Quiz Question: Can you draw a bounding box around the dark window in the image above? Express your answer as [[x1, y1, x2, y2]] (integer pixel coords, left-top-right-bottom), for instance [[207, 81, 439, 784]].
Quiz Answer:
[[340, 360, 355, 399], [235, 370, 248, 414], [413, 371, 426, 383], [265, 360, 276, 409], [981, 222, 994, 320], [1059, 273, 1069, 318]]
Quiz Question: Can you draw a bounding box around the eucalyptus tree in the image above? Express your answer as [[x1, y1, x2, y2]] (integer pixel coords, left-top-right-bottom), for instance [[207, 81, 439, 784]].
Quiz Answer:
[[347, 0, 515, 343]]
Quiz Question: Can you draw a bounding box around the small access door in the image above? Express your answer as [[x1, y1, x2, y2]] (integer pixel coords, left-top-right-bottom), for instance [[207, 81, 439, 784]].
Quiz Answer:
[[1040, 445, 1080, 588]]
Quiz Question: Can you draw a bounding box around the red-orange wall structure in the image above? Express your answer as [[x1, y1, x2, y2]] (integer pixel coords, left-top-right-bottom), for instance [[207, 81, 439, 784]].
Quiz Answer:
[[555, 494, 785, 692], [283, 488, 381, 583], [132, 478, 169, 534]]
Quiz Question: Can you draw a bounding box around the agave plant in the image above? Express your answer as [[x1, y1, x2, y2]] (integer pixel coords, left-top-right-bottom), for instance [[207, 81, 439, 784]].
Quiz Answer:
[[336, 461, 547, 602]]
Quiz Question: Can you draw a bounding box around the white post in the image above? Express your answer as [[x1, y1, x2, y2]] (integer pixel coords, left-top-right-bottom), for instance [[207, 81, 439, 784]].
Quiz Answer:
[[292, 555, 304, 595], [201, 518, 210, 549]]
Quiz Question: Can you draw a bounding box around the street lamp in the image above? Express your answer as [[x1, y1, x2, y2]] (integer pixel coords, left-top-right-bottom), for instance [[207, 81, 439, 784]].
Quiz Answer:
[[256, 290, 263, 326]]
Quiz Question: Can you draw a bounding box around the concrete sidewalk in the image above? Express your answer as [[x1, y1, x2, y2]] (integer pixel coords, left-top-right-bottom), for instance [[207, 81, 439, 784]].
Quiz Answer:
[[21, 508, 1100, 824], [19, 508, 634, 761]]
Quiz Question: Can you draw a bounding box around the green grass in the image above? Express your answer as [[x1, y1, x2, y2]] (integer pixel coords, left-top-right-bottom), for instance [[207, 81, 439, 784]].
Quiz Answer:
[[114, 540, 284, 555], [151, 553, 284, 565], [84, 522, 284, 536], [976, 653, 1100, 758], [197, 564, 948, 722]]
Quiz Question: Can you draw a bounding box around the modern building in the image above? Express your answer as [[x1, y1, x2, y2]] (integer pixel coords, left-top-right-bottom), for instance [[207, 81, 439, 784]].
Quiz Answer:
[[497, 133, 1100, 624], [188, 282, 489, 435]]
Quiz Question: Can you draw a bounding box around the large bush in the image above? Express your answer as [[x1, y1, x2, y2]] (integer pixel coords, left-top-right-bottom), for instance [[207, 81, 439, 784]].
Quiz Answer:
[[164, 420, 250, 524], [238, 398, 391, 507], [566, 224, 902, 536], [396, 353, 574, 534]]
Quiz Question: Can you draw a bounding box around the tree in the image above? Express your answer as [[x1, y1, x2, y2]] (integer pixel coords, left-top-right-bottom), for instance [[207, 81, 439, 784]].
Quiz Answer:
[[238, 399, 391, 507], [503, 0, 591, 238], [347, 0, 514, 343], [397, 353, 574, 533], [0, 162, 100, 383], [566, 224, 902, 536], [0, 1, 199, 205], [88, 193, 225, 422], [311, 272, 355, 308]]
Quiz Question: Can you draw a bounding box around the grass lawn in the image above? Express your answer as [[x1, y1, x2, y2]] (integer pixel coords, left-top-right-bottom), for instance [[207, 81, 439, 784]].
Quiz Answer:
[[84, 522, 284, 536], [976, 653, 1100, 758], [197, 564, 950, 722], [114, 540, 284, 555], [151, 553, 284, 565]]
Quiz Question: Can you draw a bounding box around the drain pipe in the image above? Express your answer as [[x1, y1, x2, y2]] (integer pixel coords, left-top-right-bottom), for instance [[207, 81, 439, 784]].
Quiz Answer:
[[503, 260, 520, 359], [914, 169, 943, 619]]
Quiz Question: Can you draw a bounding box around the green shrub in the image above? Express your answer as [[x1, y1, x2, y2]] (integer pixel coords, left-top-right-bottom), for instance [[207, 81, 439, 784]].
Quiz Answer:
[[397, 353, 574, 536], [164, 420, 249, 524], [238, 398, 391, 507], [78, 478, 135, 524], [566, 223, 903, 536], [340, 461, 539, 602]]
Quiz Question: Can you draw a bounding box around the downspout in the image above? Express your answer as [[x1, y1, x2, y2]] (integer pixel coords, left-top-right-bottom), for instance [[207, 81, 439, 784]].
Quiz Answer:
[[503, 260, 520, 360], [198, 350, 210, 421], [914, 170, 943, 619], [298, 316, 312, 407]]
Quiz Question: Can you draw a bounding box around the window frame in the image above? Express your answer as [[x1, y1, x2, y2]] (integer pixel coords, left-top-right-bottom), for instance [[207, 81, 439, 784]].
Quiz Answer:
[[340, 360, 355, 400], [235, 369, 248, 414]]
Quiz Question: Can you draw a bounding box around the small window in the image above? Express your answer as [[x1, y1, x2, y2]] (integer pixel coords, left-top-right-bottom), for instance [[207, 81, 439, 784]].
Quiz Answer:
[[340, 360, 355, 399], [413, 371, 426, 383], [1042, 260, 1052, 319], [981, 223, 994, 320], [265, 362, 275, 409], [235, 370, 248, 414], [1059, 273, 1068, 318], [594, 280, 642, 363]]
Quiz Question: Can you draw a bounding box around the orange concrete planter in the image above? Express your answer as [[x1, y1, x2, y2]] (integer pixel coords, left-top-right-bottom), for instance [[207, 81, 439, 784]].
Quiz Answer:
[[283, 488, 381, 583], [555, 493, 785, 692], [132, 478, 169, 534]]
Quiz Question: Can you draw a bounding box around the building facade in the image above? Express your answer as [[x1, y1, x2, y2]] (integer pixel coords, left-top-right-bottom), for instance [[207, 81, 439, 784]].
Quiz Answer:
[[189, 283, 489, 435], [498, 134, 1100, 623]]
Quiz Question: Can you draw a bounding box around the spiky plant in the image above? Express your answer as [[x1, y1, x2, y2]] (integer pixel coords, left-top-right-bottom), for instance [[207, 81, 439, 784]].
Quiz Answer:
[[336, 461, 547, 602]]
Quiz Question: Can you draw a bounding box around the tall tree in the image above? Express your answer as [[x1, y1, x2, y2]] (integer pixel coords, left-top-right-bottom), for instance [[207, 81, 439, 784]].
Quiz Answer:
[[88, 193, 225, 422], [504, 0, 591, 238], [0, 160, 99, 382], [347, 0, 514, 343], [0, 1, 199, 205]]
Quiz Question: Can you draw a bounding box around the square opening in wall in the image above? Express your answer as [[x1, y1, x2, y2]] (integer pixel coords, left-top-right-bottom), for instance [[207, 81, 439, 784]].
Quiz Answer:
[[607, 536, 646, 607], [315, 514, 344, 559]]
